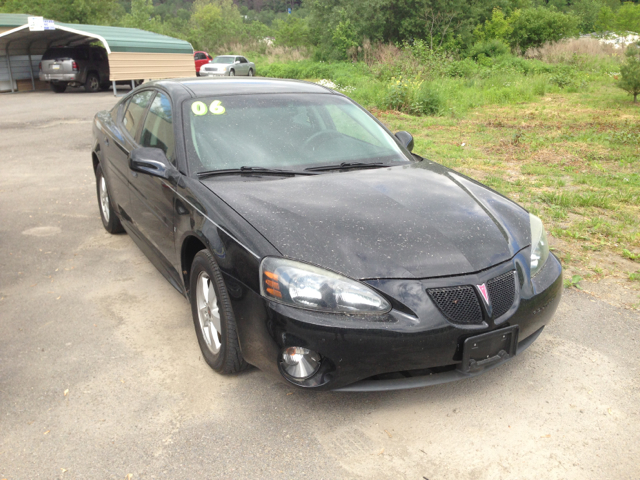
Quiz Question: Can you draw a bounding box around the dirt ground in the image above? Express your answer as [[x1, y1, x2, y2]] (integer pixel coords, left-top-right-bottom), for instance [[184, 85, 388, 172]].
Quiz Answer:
[[1, 89, 639, 480]]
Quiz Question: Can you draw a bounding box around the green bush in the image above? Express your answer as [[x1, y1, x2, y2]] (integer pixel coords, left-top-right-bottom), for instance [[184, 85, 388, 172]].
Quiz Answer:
[[469, 39, 511, 60], [447, 58, 479, 77], [509, 7, 579, 52], [618, 44, 640, 103], [414, 86, 444, 115]]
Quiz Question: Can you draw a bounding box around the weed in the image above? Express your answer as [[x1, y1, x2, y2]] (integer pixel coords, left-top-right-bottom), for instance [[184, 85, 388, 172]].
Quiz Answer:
[[564, 274, 584, 289], [623, 249, 640, 262], [629, 271, 640, 282]]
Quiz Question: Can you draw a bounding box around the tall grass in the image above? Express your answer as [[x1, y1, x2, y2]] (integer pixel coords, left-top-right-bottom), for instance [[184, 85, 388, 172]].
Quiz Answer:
[[255, 41, 623, 117]]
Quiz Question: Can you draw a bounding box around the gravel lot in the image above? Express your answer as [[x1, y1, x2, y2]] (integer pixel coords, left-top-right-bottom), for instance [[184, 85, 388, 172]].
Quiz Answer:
[[1, 89, 639, 480]]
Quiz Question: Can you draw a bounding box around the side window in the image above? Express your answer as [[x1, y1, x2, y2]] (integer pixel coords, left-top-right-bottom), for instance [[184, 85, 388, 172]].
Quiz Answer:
[[240, 57, 248, 63], [122, 90, 154, 139], [140, 92, 175, 163], [235, 57, 241, 63], [194, 52, 206, 60]]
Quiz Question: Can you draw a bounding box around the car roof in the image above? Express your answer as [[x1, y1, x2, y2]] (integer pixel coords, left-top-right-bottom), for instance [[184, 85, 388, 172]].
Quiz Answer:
[[146, 77, 335, 99]]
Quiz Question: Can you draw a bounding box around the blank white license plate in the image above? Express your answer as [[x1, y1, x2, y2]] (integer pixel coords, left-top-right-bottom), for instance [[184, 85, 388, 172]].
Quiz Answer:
[[52, 65, 60, 70]]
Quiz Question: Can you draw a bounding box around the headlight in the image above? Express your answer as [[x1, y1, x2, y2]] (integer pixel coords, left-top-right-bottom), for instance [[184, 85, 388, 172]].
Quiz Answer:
[[530, 213, 549, 277], [260, 257, 391, 314]]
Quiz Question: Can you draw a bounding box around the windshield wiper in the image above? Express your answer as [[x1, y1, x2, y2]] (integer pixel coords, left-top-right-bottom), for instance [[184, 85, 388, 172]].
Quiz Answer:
[[198, 166, 318, 178], [304, 162, 387, 172]]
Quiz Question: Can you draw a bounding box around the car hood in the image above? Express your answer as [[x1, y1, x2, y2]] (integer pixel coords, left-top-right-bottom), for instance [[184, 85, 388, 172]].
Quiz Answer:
[[201, 162, 531, 279]]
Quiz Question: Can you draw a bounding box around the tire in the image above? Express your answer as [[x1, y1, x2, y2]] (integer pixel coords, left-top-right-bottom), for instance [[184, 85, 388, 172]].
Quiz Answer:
[[228, 69, 235, 77], [85, 72, 100, 92], [189, 250, 248, 374], [248, 69, 254, 77], [95, 164, 124, 234], [50, 82, 67, 93]]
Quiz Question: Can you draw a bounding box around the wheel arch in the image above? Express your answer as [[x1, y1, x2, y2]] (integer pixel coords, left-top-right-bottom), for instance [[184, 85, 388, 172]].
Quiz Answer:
[[91, 151, 99, 174], [181, 234, 208, 298]]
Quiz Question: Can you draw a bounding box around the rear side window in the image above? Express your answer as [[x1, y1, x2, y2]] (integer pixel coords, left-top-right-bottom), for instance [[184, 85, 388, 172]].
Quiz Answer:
[[42, 47, 88, 60], [122, 91, 154, 138], [140, 93, 175, 163]]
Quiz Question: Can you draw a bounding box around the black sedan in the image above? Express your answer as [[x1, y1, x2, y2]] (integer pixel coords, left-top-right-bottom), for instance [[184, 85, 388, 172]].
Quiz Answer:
[[91, 78, 562, 391]]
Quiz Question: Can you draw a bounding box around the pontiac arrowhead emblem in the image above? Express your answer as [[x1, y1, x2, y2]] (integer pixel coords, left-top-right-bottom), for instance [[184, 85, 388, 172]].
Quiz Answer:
[[477, 283, 489, 305]]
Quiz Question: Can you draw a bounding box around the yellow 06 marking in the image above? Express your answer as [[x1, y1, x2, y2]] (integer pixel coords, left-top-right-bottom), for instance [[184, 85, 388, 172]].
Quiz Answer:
[[191, 101, 207, 116], [210, 100, 226, 115]]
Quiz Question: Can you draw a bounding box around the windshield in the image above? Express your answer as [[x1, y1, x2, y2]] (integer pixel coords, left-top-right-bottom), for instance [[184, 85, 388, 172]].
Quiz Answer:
[[184, 94, 411, 174], [211, 56, 235, 64]]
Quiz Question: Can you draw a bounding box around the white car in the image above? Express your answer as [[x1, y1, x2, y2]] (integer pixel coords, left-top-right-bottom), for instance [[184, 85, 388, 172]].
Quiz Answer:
[[199, 55, 255, 77]]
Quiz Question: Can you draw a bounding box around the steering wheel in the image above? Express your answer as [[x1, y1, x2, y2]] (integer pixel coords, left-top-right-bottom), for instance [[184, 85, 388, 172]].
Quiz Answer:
[[302, 130, 343, 152]]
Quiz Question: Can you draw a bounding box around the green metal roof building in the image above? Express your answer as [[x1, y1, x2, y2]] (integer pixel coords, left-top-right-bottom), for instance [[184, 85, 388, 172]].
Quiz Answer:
[[1, 13, 195, 93]]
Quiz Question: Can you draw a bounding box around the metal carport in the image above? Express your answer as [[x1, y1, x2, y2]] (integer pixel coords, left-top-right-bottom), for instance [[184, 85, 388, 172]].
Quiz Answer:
[[0, 14, 195, 94]]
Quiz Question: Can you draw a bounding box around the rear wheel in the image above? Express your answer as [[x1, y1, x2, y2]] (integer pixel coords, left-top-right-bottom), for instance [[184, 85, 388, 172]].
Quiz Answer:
[[95, 164, 124, 234], [248, 69, 254, 77], [50, 82, 67, 93], [85, 73, 100, 92], [190, 250, 248, 374]]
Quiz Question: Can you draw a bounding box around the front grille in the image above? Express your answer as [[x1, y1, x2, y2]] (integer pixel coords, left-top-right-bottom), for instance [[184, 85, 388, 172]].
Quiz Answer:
[[486, 271, 516, 319], [427, 285, 483, 325]]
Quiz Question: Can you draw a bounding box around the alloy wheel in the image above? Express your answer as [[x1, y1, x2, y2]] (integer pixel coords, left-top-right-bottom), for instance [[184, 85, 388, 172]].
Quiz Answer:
[[196, 272, 222, 354], [99, 175, 110, 223]]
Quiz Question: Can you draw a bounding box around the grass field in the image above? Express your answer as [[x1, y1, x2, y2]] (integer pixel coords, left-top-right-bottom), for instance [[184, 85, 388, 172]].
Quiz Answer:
[[374, 81, 639, 306]]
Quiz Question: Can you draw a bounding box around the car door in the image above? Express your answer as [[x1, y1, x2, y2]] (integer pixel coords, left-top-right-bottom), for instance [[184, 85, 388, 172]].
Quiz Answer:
[[233, 57, 243, 75], [106, 90, 155, 222], [241, 57, 251, 75], [128, 90, 178, 274], [194, 52, 208, 73]]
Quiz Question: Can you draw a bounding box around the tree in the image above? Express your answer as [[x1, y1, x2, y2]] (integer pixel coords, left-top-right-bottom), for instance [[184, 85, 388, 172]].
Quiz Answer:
[[614, 2, 640, 33], [273, 15, 309, 47], [618, 43, 640, 102], [508, 7, 579, 52], [473, 7, 513, 42], [595, 5, 616, 32], [0, 0, 120, 25], [120, 0, 164, 32], [189, 0, 244, 51]]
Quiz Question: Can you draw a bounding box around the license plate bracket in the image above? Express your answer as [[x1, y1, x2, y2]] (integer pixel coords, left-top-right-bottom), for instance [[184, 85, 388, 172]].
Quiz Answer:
[[459, 326, 519, 373]]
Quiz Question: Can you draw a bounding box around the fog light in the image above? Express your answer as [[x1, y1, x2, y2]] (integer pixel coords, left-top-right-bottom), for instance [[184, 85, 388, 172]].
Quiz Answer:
[[281, 347, 321, 379]]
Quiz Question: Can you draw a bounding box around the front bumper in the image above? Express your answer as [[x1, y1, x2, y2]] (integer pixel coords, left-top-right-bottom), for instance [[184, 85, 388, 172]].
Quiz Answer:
[[230, 249, 562, 391], [199, 71, 229, 77]]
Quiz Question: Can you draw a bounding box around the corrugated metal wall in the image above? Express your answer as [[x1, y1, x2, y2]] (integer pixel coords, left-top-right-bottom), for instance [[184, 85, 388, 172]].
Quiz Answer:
[[0, 54, 40, 92], [108, 52, 195, 81]]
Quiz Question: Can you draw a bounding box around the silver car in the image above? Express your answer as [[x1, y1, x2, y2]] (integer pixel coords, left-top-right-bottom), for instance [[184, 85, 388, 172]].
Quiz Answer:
[[199, 55, 255, 77]]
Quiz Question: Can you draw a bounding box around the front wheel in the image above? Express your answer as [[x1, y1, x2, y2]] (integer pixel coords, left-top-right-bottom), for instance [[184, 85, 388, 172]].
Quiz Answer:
[[189, 250, 248, 374], [228, 69, 235, 77], [95, 164, 124, 234]]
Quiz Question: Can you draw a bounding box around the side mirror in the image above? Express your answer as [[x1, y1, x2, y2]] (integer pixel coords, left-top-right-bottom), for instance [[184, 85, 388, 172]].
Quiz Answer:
[[129, 147, 175, 180], [395, 131, 414, 152]]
